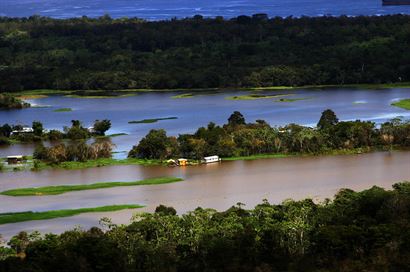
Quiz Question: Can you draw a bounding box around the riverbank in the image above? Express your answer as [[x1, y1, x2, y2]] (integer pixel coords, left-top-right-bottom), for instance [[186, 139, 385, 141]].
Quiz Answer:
[[10, 82, 410, 99], [1, 177, 183, 196], [0, 205, 142, 225], [221, 147, 377, 161], [0, 146, 398, 173]]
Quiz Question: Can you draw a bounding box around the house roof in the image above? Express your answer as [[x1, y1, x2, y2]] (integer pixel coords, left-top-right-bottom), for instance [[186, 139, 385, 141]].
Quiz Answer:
[[7, 155, 23, 159]]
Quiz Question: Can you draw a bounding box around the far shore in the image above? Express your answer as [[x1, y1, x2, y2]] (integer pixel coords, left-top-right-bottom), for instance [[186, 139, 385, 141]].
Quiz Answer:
[[11, 82, 410, 99]]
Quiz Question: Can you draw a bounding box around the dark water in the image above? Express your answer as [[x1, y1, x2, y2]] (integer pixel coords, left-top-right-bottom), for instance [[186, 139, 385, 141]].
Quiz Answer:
[[1, 0, 410, 19], [0, 151, 409, 239], [0, 88, 409, 158]]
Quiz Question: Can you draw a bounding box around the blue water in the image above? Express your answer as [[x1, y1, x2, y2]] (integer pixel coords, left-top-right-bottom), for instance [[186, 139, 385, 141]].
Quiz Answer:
[[1, 88, 410, 158], [1, 0, 410, 20]]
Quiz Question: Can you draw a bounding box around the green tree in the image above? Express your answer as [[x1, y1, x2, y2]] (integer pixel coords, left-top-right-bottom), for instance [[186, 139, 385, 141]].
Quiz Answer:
[[32, 121, 43, 136], [65, 120, 89, 140], [128, 129, 172, 160], [155, 205, 177, 216], [228, 111, 246, 126], [317, 109, 339, 130], [0, 124, 12, 137], [93, 119, 111, 135]]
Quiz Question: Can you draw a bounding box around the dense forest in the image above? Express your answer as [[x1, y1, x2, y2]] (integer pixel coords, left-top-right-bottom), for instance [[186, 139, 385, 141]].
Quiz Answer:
[[1, 183, 409, 271], [0, 14, 410, 91], [128, 110, 410, 160]]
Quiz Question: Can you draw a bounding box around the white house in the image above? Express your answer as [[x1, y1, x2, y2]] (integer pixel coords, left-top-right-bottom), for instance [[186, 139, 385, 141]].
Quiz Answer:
[[87, 126, 95, 133], [203, 155, 221, 164], [11, 126, 34, 135], [7, 155, 24, 164]]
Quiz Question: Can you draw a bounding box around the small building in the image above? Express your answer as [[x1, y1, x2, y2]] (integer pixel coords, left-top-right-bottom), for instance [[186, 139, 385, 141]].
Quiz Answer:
[[7, 155, 24, 165], [10, 126, 33, 135], [203, 155, 221, 164], [87, 126, 95, 133], [178, 158, 188, 166]]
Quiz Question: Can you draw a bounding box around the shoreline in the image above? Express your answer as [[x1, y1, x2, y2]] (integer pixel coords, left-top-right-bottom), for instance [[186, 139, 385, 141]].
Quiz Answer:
[[2, 147, 405, 172], [10, 82, 410, 99]]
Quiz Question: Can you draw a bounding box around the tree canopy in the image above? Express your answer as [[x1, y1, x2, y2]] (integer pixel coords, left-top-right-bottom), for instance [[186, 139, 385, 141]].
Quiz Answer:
[[129, 111, 410, 160], [0, 15, 409, 92]]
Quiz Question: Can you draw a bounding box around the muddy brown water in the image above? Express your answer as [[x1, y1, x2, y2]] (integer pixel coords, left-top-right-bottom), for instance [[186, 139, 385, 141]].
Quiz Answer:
[[0, 151, 409, 240]]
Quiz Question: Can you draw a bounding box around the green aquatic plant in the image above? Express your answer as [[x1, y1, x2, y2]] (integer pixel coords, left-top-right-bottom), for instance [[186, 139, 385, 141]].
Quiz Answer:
[[392, 99, 410, 110], [0, 205, 143, 225], [53, 108, 72, 112], [1, 177, 183, 196], [128, 117, 178, 124]]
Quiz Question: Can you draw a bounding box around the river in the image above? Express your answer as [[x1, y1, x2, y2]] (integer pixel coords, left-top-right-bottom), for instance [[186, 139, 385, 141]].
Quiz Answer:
[[1, 88, 409, 158], [0, 151, 409, 240], [2, 0, 410, 19]]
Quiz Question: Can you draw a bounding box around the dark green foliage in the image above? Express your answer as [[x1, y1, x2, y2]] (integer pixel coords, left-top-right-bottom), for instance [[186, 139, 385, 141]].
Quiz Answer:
[[130, 111, 410, 159], [31, 121, 43, 136], [33, 140, 113, 164], [317, 109, 339, 130], [65, 120, 90, 140], [228, 111, 246, 126], [155, 205, 177, 216], [0, 15, 410, 91], [0, 119, 111, 145], [0, 124, 12, 137], [33, 143, 48, 161], [0, 94, 29, 108], [47, 129, 64, 141], [128, 129, 177, 160], [1, 183, 409, 271], [0, 137, 10, 146], [93, 119, 111, 135]]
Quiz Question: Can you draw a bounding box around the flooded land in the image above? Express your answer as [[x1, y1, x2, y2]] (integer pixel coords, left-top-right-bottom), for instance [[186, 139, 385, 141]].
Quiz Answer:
[[1, 87, 410, 158], [0, 87, 410, 239]]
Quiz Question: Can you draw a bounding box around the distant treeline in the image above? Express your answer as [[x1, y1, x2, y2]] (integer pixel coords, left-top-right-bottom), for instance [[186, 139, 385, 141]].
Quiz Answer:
[[0, 14, 410, 91], [128, 110, 410, 160], [1, 182, 410, 271]]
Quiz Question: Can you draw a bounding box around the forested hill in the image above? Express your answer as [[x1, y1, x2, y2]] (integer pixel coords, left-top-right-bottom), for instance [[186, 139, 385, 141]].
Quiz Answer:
[[0, 15, 409, 92]]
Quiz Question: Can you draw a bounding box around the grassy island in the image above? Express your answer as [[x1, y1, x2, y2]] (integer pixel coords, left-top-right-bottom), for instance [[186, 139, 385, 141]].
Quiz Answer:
[[171, 93, 194, 99], [33, 157, 162, 171], [226, 94, 291, 100], [1, 177, 183, 196], [274, 97, 310, 102], [128, 117, 178, 124], [392, 99, 410, 110], [53, 107, 72, 112], [0, 204, 142, 225]]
